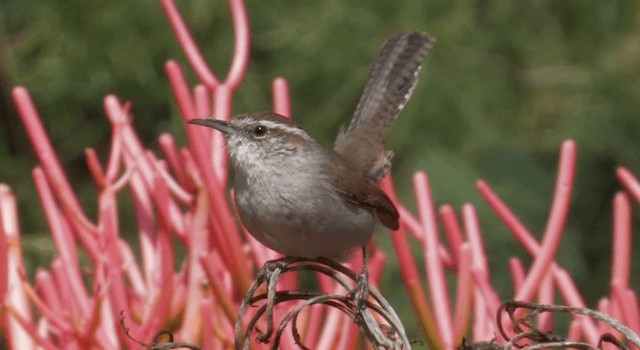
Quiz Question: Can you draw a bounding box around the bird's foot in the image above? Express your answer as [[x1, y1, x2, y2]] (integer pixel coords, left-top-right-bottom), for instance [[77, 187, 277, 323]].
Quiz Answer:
[[259, 259, 287, 279], [349, 266, 371, 312]]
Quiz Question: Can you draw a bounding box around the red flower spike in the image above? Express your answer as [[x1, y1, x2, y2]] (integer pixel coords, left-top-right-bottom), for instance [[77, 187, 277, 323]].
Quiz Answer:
[[618, 167, 640, 204], [161, 0, 219, 89], [515, 140, 576, 302], [158, 133, 192, 191], [452, 243, 473, 344], [439, 205, 464, 270], [273, 77, 292, 118], [11, 88, 93, 232], [413, 172, 454, 347], [612, 192, 632, 288]]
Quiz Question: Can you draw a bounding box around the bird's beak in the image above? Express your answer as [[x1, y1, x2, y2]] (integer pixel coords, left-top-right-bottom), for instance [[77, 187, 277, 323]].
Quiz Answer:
[[187, 118, 235, 134]]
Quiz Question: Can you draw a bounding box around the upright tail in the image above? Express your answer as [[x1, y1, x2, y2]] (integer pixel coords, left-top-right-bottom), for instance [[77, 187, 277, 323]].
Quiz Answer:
[[334, 31, 435, 182]]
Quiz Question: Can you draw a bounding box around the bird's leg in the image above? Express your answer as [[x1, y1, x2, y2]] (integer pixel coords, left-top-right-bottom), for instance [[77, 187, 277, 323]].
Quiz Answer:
[[350, 245, 371, 312], [255, 257, 295, 343]]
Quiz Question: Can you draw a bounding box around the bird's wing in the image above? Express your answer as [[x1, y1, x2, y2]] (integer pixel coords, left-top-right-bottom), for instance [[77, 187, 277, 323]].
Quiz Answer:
[[329, 161, 399, 230]]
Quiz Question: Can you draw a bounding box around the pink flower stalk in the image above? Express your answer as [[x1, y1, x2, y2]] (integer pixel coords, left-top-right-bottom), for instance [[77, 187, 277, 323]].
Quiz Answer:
[[1, 0, 639, 349], [393, 140, 639, 349]]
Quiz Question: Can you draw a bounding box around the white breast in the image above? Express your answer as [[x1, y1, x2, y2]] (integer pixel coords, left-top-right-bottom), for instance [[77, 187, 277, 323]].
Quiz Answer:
[[233, 160, 376, 260]]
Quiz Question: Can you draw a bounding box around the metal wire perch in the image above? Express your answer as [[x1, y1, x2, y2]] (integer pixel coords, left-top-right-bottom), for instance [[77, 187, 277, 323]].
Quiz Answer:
[[235, 257, 411, 349]]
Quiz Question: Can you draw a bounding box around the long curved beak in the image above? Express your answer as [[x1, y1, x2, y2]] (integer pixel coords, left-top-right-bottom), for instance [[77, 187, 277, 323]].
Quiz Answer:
[[187, 118, 235, 134]]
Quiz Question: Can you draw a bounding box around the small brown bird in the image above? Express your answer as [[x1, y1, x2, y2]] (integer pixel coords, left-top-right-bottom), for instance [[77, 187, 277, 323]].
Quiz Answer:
[[189, 32, 434, 260]]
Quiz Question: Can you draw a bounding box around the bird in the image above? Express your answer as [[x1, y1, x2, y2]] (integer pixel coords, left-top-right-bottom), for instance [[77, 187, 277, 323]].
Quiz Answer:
[[188, 32, 434, 261]]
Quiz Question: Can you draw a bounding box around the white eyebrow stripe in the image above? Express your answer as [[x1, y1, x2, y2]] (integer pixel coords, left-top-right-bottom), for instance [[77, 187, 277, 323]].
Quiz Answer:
[[257, 120, 314, 141]]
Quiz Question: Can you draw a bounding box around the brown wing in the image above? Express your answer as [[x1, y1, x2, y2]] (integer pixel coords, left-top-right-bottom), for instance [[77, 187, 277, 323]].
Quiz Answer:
[[361, 188, 399, 230], [334, 31, 435, 180], [328, 161, 399, 230]]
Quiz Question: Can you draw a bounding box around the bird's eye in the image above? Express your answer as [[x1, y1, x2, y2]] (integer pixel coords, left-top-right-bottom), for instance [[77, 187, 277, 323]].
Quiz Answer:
[[253, 125, 268, 137]]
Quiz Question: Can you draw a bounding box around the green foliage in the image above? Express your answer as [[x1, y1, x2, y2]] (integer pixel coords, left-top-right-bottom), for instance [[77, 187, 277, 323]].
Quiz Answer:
[[1, 0, 639, 334]]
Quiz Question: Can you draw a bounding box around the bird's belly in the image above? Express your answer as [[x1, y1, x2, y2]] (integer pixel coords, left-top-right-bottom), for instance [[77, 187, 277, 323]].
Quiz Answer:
[[235, 190, 376, 261]]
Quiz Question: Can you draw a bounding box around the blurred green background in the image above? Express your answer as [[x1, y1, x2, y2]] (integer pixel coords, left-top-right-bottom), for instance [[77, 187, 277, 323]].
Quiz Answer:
[[1, 0, 640, 341]]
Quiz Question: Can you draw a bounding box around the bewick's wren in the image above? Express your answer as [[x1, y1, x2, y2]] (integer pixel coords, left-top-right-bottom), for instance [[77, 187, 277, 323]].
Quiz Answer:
[[189, 32, 434, 261]]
